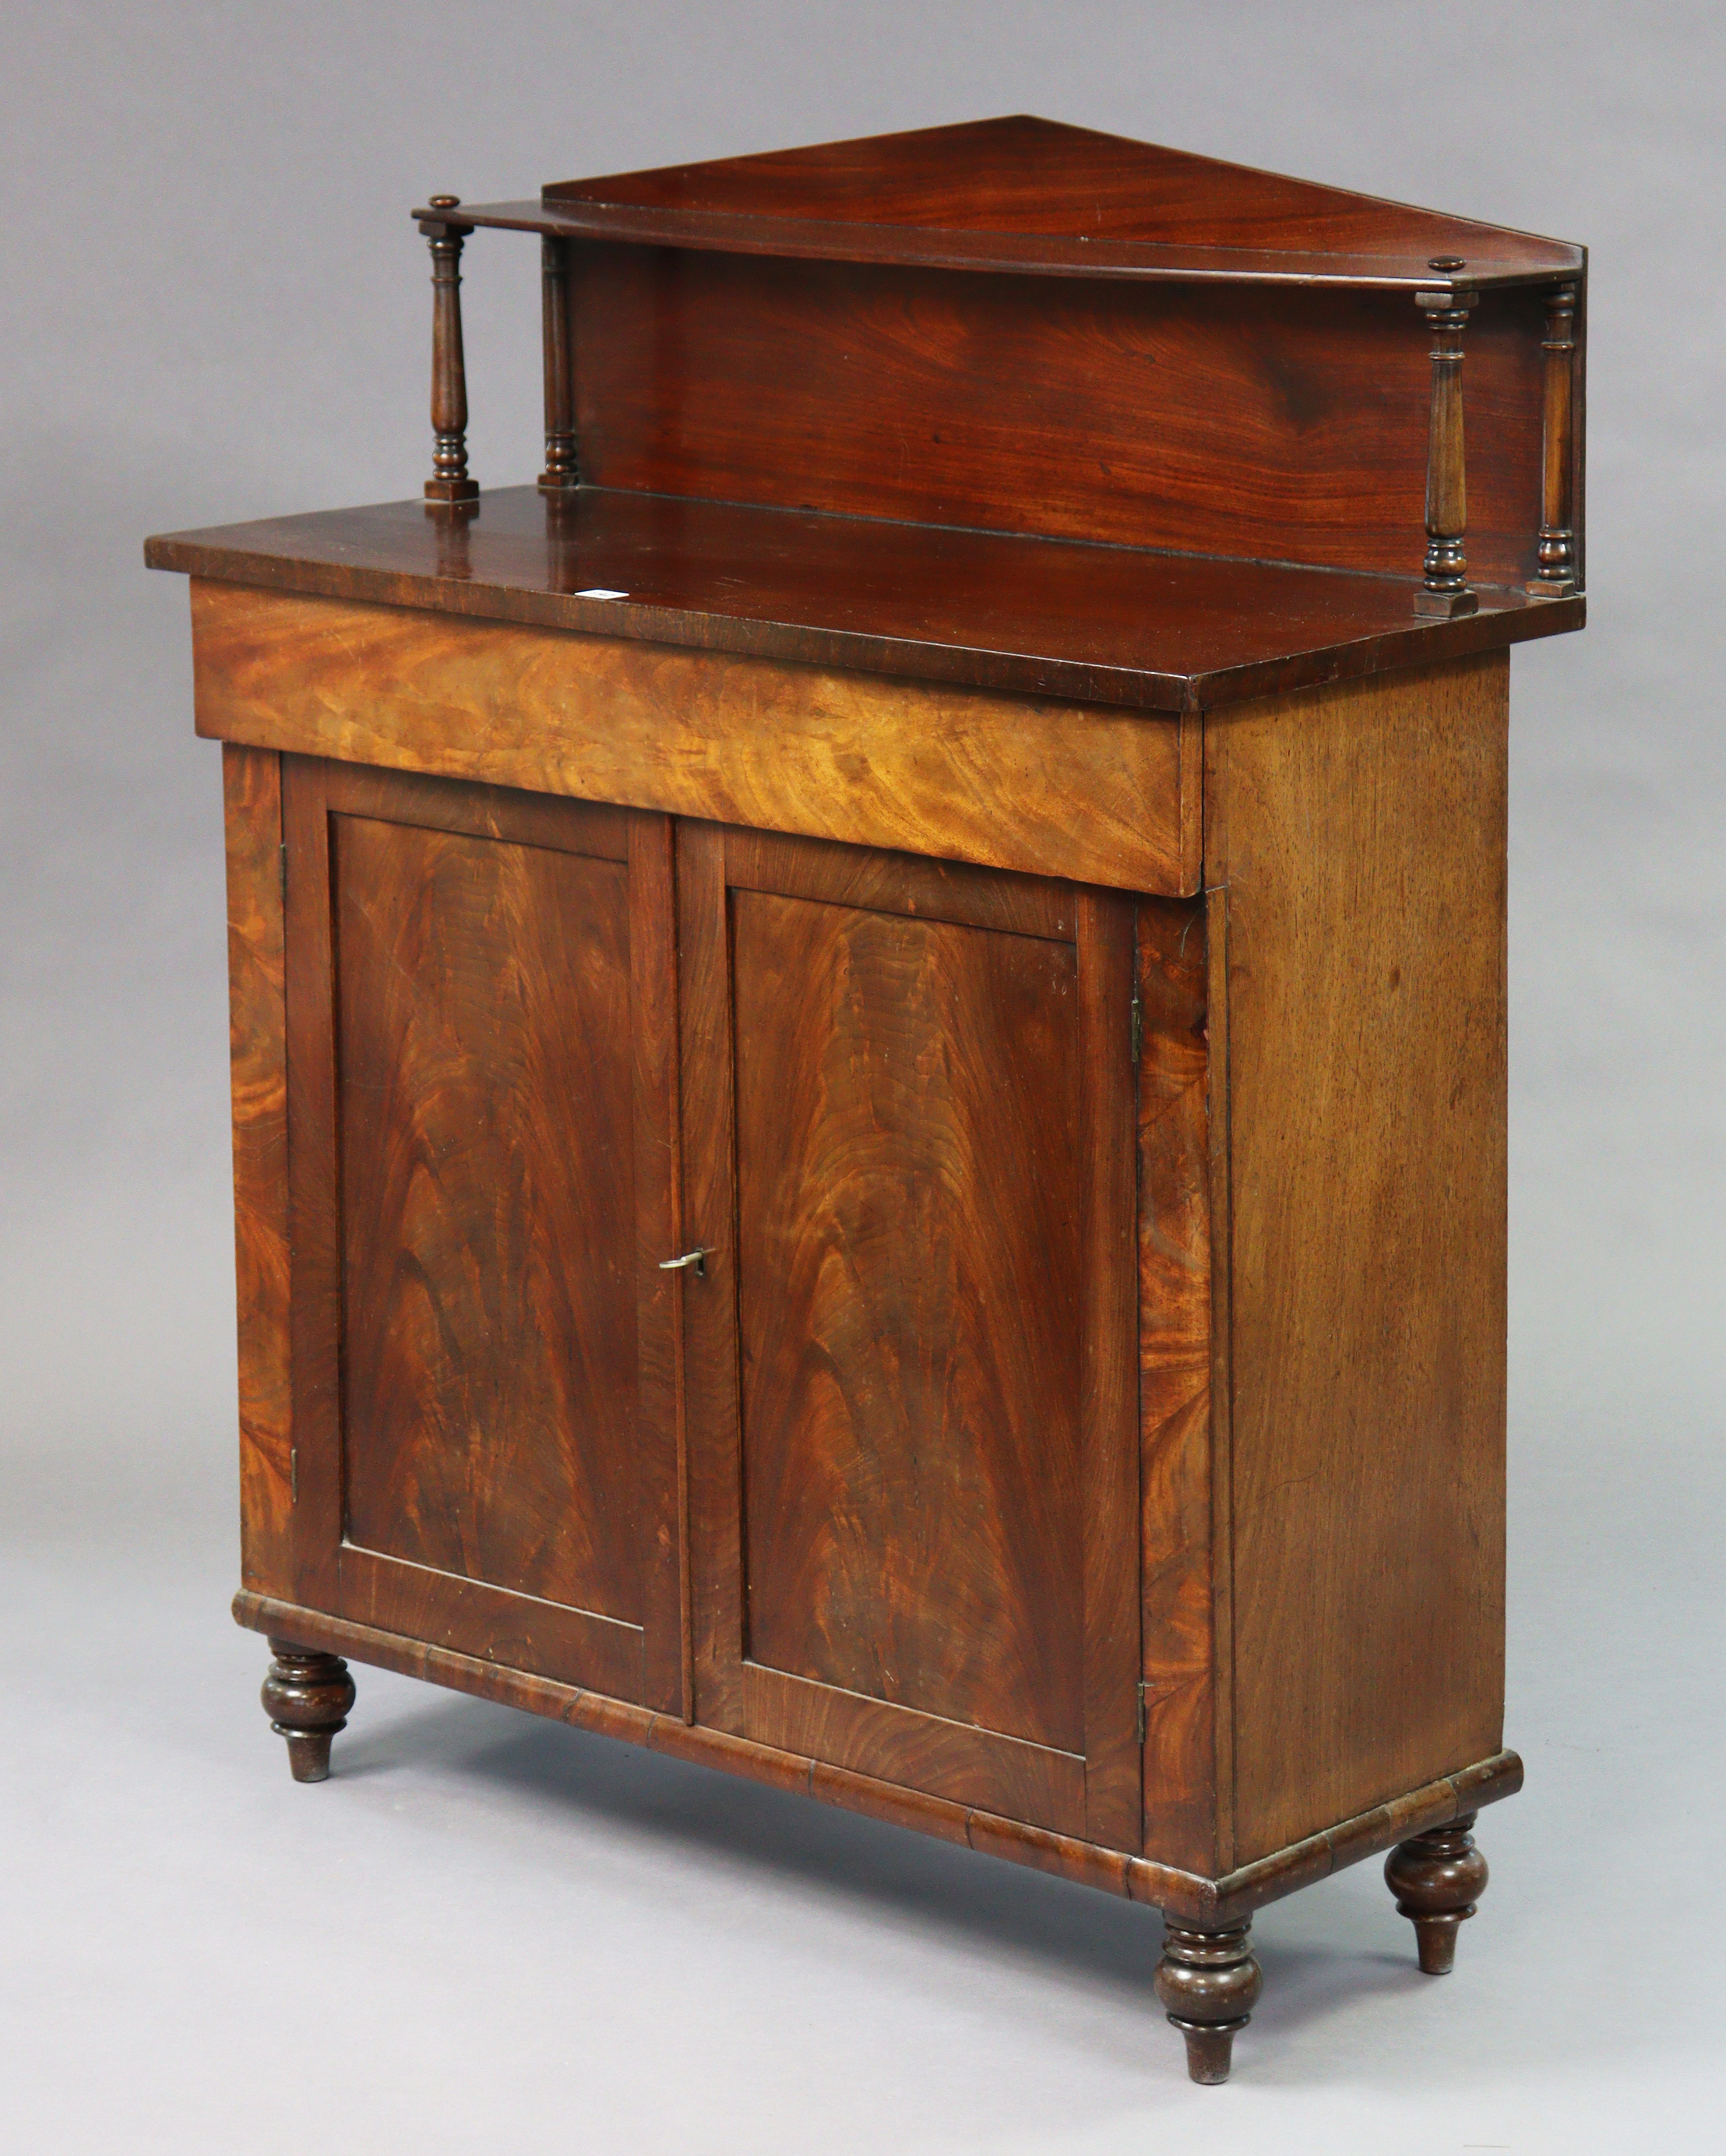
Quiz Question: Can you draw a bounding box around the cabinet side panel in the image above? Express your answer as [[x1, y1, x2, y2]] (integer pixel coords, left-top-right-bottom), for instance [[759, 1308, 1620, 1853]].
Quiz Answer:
[[1208, 653, 1508, 1863], [222, 743, 293, 1596], [1136, 895, 1220, 1875]]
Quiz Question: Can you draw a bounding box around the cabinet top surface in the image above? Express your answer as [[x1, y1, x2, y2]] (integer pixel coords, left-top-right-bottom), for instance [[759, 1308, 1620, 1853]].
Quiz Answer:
[[145, 486, 1583, 712], [435, 115, 1583, 290]]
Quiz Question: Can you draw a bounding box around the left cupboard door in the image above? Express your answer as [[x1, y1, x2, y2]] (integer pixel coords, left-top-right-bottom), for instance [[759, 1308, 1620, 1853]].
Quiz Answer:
[[277, 756, 685, 1712]]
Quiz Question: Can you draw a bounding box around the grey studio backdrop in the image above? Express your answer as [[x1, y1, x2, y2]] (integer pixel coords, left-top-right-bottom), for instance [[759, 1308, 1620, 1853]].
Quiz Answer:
[[3, 5, 1721, 2151]]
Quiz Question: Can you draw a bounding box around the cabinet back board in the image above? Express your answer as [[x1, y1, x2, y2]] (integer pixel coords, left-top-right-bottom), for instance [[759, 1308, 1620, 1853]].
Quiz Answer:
[[569, 245, 1551, 590]]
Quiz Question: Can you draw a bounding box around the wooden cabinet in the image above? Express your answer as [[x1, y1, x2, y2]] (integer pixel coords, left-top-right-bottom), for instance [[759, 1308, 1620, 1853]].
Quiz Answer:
[[150, 116, 1587, 2084]]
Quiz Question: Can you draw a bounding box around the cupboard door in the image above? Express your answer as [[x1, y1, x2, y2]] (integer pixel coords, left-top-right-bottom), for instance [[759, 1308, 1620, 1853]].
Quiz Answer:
[[281, 758, 682, 1711], [679, 823, 1141, 1847]]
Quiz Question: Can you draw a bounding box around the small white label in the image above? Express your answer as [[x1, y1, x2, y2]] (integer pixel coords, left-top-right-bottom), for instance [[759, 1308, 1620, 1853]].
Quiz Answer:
[[574, 587, 629, 601]]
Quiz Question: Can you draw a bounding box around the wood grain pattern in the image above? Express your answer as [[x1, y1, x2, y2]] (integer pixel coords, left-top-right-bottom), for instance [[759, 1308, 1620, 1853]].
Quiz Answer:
[[333, 813, 641, 1622], [570, 245, 1552, 588], [150, 491, 1583, 717], [1205, 652, 1509, 1862], [234, 1591, 1523, 1925], [730, 882, 1084, 1753], [1076, 888, 1142, 1851], [724, 824, 1074, 941], [1203, 886, 1237, 1874], [280, 757, 679, 1702], [1136, 895, 1218, 1875], [675, 819, 747, 1734], [281, 753, 342, 1612], [190, 582, 1189, 896], [682, 824, 1140, 1840], [222, 743, 293, 1598], [628, 812, 688, 1717], [744, 1665, 1085, 1836], [541, 118, 1579, 277]]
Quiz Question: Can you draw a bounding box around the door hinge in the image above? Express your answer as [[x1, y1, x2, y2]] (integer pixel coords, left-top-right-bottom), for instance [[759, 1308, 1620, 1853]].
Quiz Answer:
[[1137, 1680, 1149, 1746], [280, 841, 288, 906], [1130, 985, 1143, 1066], [290, 1446, 298, 1503]]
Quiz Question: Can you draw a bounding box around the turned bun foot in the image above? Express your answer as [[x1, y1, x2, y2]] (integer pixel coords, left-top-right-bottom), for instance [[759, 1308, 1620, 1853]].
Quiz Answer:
[[1154, 1920, 1263, 2084], [1385, 1811, 1488, 1973], [262, 1636, 356, 1783]]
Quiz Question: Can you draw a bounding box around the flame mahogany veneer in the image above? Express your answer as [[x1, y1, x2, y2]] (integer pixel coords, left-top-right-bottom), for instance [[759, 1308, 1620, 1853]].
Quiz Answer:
[[149, 118, 1584, 2085]]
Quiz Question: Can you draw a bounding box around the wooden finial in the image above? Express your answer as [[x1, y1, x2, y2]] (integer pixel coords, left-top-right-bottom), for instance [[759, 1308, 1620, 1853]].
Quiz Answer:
[[1527, 281, 1580, 597], [1154, 1920, 1263, 2084], [1385, 1811, 1489, 1973], [1414, 261, 1478, 618], [420, 195, 479, 504], [538, 237, 579, 493], [261, 1637, 357, 1782]]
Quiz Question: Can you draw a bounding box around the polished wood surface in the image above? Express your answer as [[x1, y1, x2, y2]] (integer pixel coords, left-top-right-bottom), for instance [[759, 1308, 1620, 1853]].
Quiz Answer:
[[186, 581, 1194, 893], [537, 236, 579, 493], [234, 1590, 1522, 1926], [1135, 897, 1219, 1877], [148, 488, 1582, 716], [1385, 1812, 1490, 1974], [277, 759, 682, 1706], [435, 118, 1581, 289], [1414, 284, 1479, 615], [1206, 653, 1509, 1862], [678, 823, 1140, 1844], [419, 198, 478, 505], [161, 114, 1574, 2083], [1531, 280, 1580, 596], [730, 886, 1083, 1751], [1154, 1920, 1263, 2084], [222, 745, 293, 1599], [259, 1639, 354, 1783], [333, 811, 640, 1622], [567, 247, 1552, 588]]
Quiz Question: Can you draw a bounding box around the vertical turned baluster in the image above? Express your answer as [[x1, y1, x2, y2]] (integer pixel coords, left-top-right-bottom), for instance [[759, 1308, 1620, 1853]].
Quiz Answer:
[[1413, 259, 1478, 618], [538, 236, 580, 493], [1527, 280, 1580, 596], [420, 194, 480, 504]]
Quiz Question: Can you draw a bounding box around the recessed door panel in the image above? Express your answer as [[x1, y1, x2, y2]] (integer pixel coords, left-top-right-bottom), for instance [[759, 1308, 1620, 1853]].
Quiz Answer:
[[336, 815, 641, 1623], [732, 887, 1084, 1753]]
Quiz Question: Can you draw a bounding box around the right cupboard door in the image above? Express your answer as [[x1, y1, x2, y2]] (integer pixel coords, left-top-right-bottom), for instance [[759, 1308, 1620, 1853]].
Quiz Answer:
[[678, 823, 1142, 1848]]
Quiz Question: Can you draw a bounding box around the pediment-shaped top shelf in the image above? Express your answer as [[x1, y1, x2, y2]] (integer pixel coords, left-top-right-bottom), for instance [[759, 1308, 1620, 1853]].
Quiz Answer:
[[427, 115, 1582, 291]]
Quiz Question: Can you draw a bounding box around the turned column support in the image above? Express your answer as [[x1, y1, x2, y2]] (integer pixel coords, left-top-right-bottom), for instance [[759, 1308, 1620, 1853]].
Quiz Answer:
[[538, 236, 580, 493], [1385, 1810, 1489, 1973], [261, 1637, 357, 1783], [1527, 280, 1580, 597], [1154, 1918, 1263, 2084], [420, 195, 480, 505], [1413, 261, 1478, 618]]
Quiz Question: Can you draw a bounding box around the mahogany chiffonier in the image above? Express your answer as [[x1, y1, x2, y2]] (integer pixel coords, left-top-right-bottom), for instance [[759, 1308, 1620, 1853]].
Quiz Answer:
[[146, 118, 1586, 2083]]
